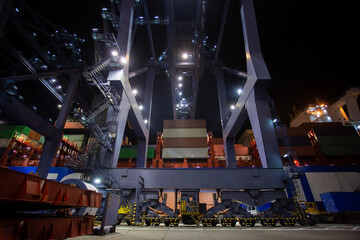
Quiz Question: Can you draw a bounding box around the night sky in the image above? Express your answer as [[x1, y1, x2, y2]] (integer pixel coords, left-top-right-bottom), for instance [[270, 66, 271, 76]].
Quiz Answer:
[[13, 0, 360, 143]]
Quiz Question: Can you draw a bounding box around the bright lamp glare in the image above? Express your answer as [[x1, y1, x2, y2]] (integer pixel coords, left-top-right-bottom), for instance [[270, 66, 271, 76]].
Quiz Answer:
[[182, 52, 189, 60], [120, 57, 127, 64], [230, 105, 235, 110], [178, 76, 183, 81], [139, 105, 143, 110], [111, 50, 118, 57], [144, 119, 148, 124], [237, 89, 242, 95], [132, 89, 138, 96], [94, 178, 101, 184]]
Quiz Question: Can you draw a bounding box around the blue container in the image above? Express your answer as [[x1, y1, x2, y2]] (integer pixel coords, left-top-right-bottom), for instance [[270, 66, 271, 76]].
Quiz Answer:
[[320, 192, 360, 213]]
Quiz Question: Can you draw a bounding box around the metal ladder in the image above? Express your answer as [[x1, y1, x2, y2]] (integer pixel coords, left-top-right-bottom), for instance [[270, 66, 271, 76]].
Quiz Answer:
[[269, 99, 308, 223]]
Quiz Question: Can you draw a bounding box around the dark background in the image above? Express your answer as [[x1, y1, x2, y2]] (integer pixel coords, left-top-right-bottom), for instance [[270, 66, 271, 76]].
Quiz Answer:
[[14, 0, 360, 143]]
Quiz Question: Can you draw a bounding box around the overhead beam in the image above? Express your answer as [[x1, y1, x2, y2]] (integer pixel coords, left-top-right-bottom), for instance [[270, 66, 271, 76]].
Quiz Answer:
[[215, 0, 230, 61], [191, 0, 206, 119], [129, 67, 148, 79], [222, 66, 248, 78], [141, 0, 156, 60], [0, 69, 79, 83], [0, 92, 59, 138], [0, 0, 13, 38], [9, 12, 55, 69], [164, 0, 177, 119]]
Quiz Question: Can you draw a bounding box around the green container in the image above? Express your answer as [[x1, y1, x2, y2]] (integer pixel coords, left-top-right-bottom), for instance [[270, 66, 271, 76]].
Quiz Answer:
[[147, 148, 155, 158], [320, 145, 360, 156], [119, 147, 155, 159], [0, 125, 32, 138], [63, 134, 85, 147], [39, 135, 45, 144]]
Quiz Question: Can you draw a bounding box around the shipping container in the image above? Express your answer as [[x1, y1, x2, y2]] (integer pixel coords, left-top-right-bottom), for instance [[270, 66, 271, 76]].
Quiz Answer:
[[320, 192, 360, 213], [320, 145, 360, 156], [318, 136, 360, 146], [279, 146, 315, 157], [119, 147, 155, 159], [278, 136, 312, 146], [163, 119, 206, 129], [314, 127, 357, 136], [0, 125, 32, 139], [286, 127, 308, 136], [299, 122, 344, 130]]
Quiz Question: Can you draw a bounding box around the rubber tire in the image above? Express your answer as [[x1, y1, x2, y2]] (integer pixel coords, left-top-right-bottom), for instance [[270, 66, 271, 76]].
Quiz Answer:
[[117, 218, 122, 225], [299, 219, 306, 226], [280, 219, 287, 226], [249, 220, 255, 227], [260, 219, 266, 226], [211, 220, 217, 227], [145, 220, 151, 226], [240, 219, 246, 226], [308, 217, 316, 226], [127, 220, 132, 226], [221, 219, 226, 226], [164, 220, 170, 226], [270, 221, 276, 227], [231, 220, 236, 227]]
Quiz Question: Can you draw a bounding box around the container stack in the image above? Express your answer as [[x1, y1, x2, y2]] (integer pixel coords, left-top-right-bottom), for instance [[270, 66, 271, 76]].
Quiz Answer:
[[161, 119, 209, 168], [117, 147, 155, 168], [279, 126, 315, 166], [300, 122, 360, 165]]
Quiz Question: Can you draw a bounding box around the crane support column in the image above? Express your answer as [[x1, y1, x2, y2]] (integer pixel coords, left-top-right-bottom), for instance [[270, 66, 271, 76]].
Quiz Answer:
[[101, 89, 130, 168], [37, 73, 79, 177], [246, 88, 282, 168], [224, 137, 237, 168], [136, 67, 155, 168]]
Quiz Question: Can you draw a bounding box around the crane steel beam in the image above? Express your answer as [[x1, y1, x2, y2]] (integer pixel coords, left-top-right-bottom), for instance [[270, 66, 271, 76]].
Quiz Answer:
[[0, 69, 78, 83], [100, 168, 286, 189], [37, 72, 79, 178], [100, 89, 130, 168], [141, 0, 156, 60], [222, 66, 248, 78], [136, 67, 156, 168], [0, 0, 13, 38], [215, 0, 230, 61], [129, 67, 148, 79], [191, 0, 206, 119], [164, 0, 177, 119], [102, 0, 149, 168], [0, 93, 59, 139], [222, 0, 282, 168]]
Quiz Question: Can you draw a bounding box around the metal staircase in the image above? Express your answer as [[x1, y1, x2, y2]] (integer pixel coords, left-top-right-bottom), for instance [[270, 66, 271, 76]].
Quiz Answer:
[[269, 99, 308, 224]]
